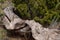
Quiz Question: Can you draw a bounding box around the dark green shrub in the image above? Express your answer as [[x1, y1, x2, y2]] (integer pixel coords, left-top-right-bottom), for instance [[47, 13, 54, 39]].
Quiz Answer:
[[12, 0, 60, 25]]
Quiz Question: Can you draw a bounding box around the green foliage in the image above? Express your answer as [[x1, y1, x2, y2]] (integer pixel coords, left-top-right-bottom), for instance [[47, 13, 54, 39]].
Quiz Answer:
[[0, 0, 5, 3], [12, 0, 60, 25], [16, 4, 31, 19]]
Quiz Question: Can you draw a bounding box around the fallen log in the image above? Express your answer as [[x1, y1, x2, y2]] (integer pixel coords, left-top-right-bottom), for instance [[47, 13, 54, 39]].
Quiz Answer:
[[3, 6, 25, 30], [25, 20, 60, 40], [3, 6, 60, 40]]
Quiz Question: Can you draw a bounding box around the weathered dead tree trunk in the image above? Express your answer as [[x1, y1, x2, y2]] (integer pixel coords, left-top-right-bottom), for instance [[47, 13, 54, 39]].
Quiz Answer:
[[25, 20, 60, 40], [3, 6, 60, 40], [3, 6, 25, 30], [3, 6, 31, 36]]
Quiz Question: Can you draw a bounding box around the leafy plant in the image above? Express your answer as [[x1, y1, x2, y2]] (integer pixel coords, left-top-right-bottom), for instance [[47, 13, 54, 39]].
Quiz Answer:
[[12, 0, 60, 25]]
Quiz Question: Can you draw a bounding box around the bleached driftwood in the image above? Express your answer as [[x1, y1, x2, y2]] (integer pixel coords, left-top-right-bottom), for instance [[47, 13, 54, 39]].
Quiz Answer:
[[3, 6, 60, 40], [25, 20, 60, 40], [3, 6, 25, 30], [3, 6, 31, 33]]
